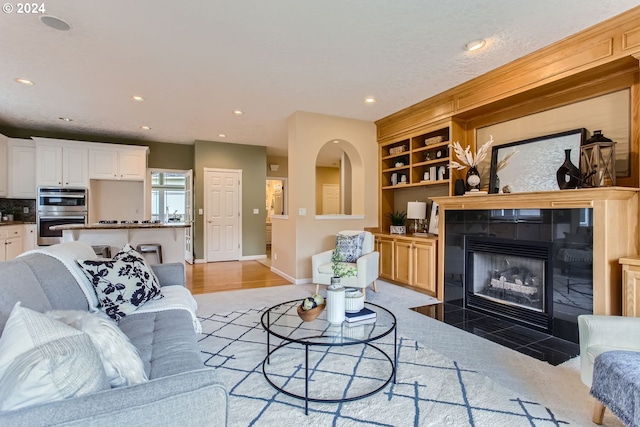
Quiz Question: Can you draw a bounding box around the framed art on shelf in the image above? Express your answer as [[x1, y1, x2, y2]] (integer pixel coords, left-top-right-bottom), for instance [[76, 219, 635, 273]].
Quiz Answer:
[[428, 202, 439, 235]]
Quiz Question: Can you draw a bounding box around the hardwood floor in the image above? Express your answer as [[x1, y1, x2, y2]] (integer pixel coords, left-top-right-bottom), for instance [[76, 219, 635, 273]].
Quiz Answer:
[[186, 260, 291, 294]]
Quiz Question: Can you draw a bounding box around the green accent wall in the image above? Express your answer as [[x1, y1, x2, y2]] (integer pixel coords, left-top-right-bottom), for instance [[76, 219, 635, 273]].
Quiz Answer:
[[194, 140, 267, 260]]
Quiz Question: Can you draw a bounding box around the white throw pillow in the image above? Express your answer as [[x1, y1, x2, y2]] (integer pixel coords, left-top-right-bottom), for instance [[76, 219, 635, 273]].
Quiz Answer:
[[77, 244, 163, 321], [46, 310, 148, 387], [0, 303, 109, 411]]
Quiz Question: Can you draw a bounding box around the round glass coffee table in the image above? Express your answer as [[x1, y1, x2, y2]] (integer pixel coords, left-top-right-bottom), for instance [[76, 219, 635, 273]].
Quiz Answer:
[[260, 300, 397, 415]]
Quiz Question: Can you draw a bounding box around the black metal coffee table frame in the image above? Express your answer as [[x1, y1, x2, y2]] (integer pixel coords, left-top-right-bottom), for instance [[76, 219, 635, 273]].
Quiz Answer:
[[260, 300, 397, 415]]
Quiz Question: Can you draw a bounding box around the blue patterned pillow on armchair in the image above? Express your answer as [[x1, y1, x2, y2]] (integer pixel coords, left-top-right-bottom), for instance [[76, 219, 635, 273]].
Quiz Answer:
[[334, 233, 365, 263]]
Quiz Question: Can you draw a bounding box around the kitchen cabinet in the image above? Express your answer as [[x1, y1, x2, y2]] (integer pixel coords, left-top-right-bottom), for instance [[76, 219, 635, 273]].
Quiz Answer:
[[34, 139, 89, 188], [8, 139, 36, 199], [374, 232, 438, 296], [89, 146, 147, 181], [0, 225, 24, 262], [0, 134, 7, 197], [23, 223, 37, 252]]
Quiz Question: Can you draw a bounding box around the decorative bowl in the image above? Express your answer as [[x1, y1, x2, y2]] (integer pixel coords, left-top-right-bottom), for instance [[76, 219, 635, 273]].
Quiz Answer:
[[297, 303, 326, 322], [344, 289, 365, 313]]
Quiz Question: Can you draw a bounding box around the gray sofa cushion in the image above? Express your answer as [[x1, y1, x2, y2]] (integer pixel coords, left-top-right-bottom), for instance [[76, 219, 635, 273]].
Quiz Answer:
[[119, 310, 204, 379]]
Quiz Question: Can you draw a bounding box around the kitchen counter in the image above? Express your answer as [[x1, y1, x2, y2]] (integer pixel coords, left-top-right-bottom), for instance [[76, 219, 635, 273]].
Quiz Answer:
[[52, 223, 190, 265], [50, 223, 190, 230]]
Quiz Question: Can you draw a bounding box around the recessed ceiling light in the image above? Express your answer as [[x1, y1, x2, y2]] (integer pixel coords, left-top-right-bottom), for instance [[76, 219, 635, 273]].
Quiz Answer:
[[233, 110, 243, 116], [132, 95, 144, 102], [464, 39, 486, 52], [364, 96, 377, 104], [40, 15, 71, 31], [15, 78, 34, 86], [218, 134, 226, 138], [140, 125, 151, 130], [59, 117, 73, 122]]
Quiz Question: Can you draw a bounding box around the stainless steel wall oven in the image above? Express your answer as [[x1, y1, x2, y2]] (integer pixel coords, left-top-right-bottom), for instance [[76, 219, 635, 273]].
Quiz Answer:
[[36, 187, 88, 245]]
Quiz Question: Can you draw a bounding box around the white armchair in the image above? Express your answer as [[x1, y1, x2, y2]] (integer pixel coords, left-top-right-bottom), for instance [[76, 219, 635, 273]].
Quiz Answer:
[[578, 315, 640, 424], [311, 230, 380, 297], [578, 314, 640, 387]]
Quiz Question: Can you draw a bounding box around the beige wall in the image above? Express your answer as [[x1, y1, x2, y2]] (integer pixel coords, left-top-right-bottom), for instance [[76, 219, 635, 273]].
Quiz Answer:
[[315, 166, 340, 214], [270, 111, 377, 283]]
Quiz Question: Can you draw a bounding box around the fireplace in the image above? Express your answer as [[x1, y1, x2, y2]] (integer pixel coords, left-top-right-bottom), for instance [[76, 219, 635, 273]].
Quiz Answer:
[[465, 237, 553, 332], [443, 208, 595, 343]]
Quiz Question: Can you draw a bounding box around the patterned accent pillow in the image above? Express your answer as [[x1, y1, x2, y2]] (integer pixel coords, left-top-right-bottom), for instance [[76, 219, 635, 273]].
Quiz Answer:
[[0, 303, 109, 411], [77, 245, 163, 321], [334, 233, 365, 263]]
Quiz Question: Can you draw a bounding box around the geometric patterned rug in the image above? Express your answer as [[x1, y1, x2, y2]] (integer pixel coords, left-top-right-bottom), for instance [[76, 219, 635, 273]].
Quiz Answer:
[[197, 307, 576, 427]]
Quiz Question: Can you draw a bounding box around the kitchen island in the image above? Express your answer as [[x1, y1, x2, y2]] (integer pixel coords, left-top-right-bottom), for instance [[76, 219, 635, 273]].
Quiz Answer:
[[50, 223, 190, 265]]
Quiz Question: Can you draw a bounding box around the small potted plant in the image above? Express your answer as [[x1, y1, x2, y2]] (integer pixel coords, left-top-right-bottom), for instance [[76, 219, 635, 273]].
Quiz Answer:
[[388, 211, 407, 235], [330, 243, 357, 287]]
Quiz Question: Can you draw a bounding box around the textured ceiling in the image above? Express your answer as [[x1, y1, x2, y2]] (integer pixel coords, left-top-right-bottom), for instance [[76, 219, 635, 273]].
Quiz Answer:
[[1, 0, 639, 158]]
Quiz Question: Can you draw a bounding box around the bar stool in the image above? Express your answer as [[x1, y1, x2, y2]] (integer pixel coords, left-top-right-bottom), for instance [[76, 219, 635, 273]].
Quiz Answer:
[[136, 243, 163, 264]]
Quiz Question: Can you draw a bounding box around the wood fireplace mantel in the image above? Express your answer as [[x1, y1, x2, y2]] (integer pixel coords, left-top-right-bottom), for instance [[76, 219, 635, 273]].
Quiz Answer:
[[432, 187, 639, 315]]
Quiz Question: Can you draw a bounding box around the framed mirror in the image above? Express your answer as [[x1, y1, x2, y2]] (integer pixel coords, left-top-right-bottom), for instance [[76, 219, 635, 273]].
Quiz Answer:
[[489, 128, 586, 194]]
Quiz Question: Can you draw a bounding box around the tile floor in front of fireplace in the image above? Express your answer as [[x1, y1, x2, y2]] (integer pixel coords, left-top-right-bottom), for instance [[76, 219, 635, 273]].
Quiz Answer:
[[411, 303, 580, 365]]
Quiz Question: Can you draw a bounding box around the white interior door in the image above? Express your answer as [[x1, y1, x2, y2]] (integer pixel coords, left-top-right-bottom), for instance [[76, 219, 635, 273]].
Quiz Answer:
[[205, 169, 240, 262], [322, 183, 340, 214], [184, 169, 193, 264]]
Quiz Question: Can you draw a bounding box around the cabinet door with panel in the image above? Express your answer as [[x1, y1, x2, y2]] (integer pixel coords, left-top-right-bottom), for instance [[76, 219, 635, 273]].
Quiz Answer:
[[377, 237, 395, 280], [394, 240, 412, 285], [0, 226, 23, 261], [118, 150, 146, 180], [89, 149, 119, 179], [8, 140, 36, 198], [36, 144, 64, 186], [412, 240, 437, 294], [63, 146, 89, 187], [23, 224, 37, 252]]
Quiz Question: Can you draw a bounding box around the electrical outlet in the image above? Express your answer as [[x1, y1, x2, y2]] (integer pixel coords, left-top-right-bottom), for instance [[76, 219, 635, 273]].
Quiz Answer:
[[253, 208, 259, 214], [23, 207, 29, 214], [198, 208, 203, 215], [273, 253, 277, 260]]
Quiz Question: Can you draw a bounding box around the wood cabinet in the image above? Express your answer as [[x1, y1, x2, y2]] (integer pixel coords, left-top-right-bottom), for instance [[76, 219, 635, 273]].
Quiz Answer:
[[374, 233, 437, 295], [34, 139, 89, 187], [0, 225, 24, 262], [378, 119, 464, 233], [89, 146, 147, 181], [620, 256, 640, 317], [8, 139, 36, 199]]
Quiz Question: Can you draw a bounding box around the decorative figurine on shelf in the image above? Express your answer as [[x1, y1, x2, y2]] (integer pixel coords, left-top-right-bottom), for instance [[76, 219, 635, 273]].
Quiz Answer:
[[449, 135, 494, 192]]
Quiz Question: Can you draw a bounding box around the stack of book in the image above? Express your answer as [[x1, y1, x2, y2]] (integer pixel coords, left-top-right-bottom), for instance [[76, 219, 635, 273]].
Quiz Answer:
[[344, 307, 376, 326]]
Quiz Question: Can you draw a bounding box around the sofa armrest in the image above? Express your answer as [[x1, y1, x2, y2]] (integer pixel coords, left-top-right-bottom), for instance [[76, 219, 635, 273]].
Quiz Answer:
[[151, 263, 185, 287], [0, 368, 228, 427]]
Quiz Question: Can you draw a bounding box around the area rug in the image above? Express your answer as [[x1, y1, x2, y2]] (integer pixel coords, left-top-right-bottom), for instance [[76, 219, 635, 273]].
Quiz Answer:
[[197, 305, 576, 427]]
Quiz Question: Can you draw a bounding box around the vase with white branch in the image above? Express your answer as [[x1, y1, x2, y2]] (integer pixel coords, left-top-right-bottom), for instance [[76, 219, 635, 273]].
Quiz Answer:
[[449, 135, 494, 192], [493, 147, 519, 193]]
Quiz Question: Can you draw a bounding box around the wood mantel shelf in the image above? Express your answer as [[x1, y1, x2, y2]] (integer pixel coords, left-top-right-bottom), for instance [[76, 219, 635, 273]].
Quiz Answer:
[[432, 187, 639, 210], [432, 186, 639, 316]]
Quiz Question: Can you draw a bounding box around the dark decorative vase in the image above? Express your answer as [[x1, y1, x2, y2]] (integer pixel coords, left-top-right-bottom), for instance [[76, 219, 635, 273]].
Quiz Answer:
[[466, 166, 481, 191], [556, 149, 580, 190], [454, 179, 465, 196]]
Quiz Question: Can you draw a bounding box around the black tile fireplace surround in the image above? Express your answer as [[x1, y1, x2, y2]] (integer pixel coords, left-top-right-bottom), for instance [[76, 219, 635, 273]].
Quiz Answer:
[[443, 208, 593, 344]]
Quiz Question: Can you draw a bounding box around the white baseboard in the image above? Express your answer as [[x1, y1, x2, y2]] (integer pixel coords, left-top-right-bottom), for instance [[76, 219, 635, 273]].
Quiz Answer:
[[240, 254, 267, 261], [194, 258, 207, 264], [294, 277, 313, 285]]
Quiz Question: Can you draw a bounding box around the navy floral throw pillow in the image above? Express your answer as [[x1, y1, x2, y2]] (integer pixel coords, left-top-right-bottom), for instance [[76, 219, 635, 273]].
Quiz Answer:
[[334, 233, 365, 263], [77, 245, 163, 321]]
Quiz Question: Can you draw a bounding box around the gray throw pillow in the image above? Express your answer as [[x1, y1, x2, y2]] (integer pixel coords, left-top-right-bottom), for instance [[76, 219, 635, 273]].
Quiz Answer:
[[335, 233, 365, 263]]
